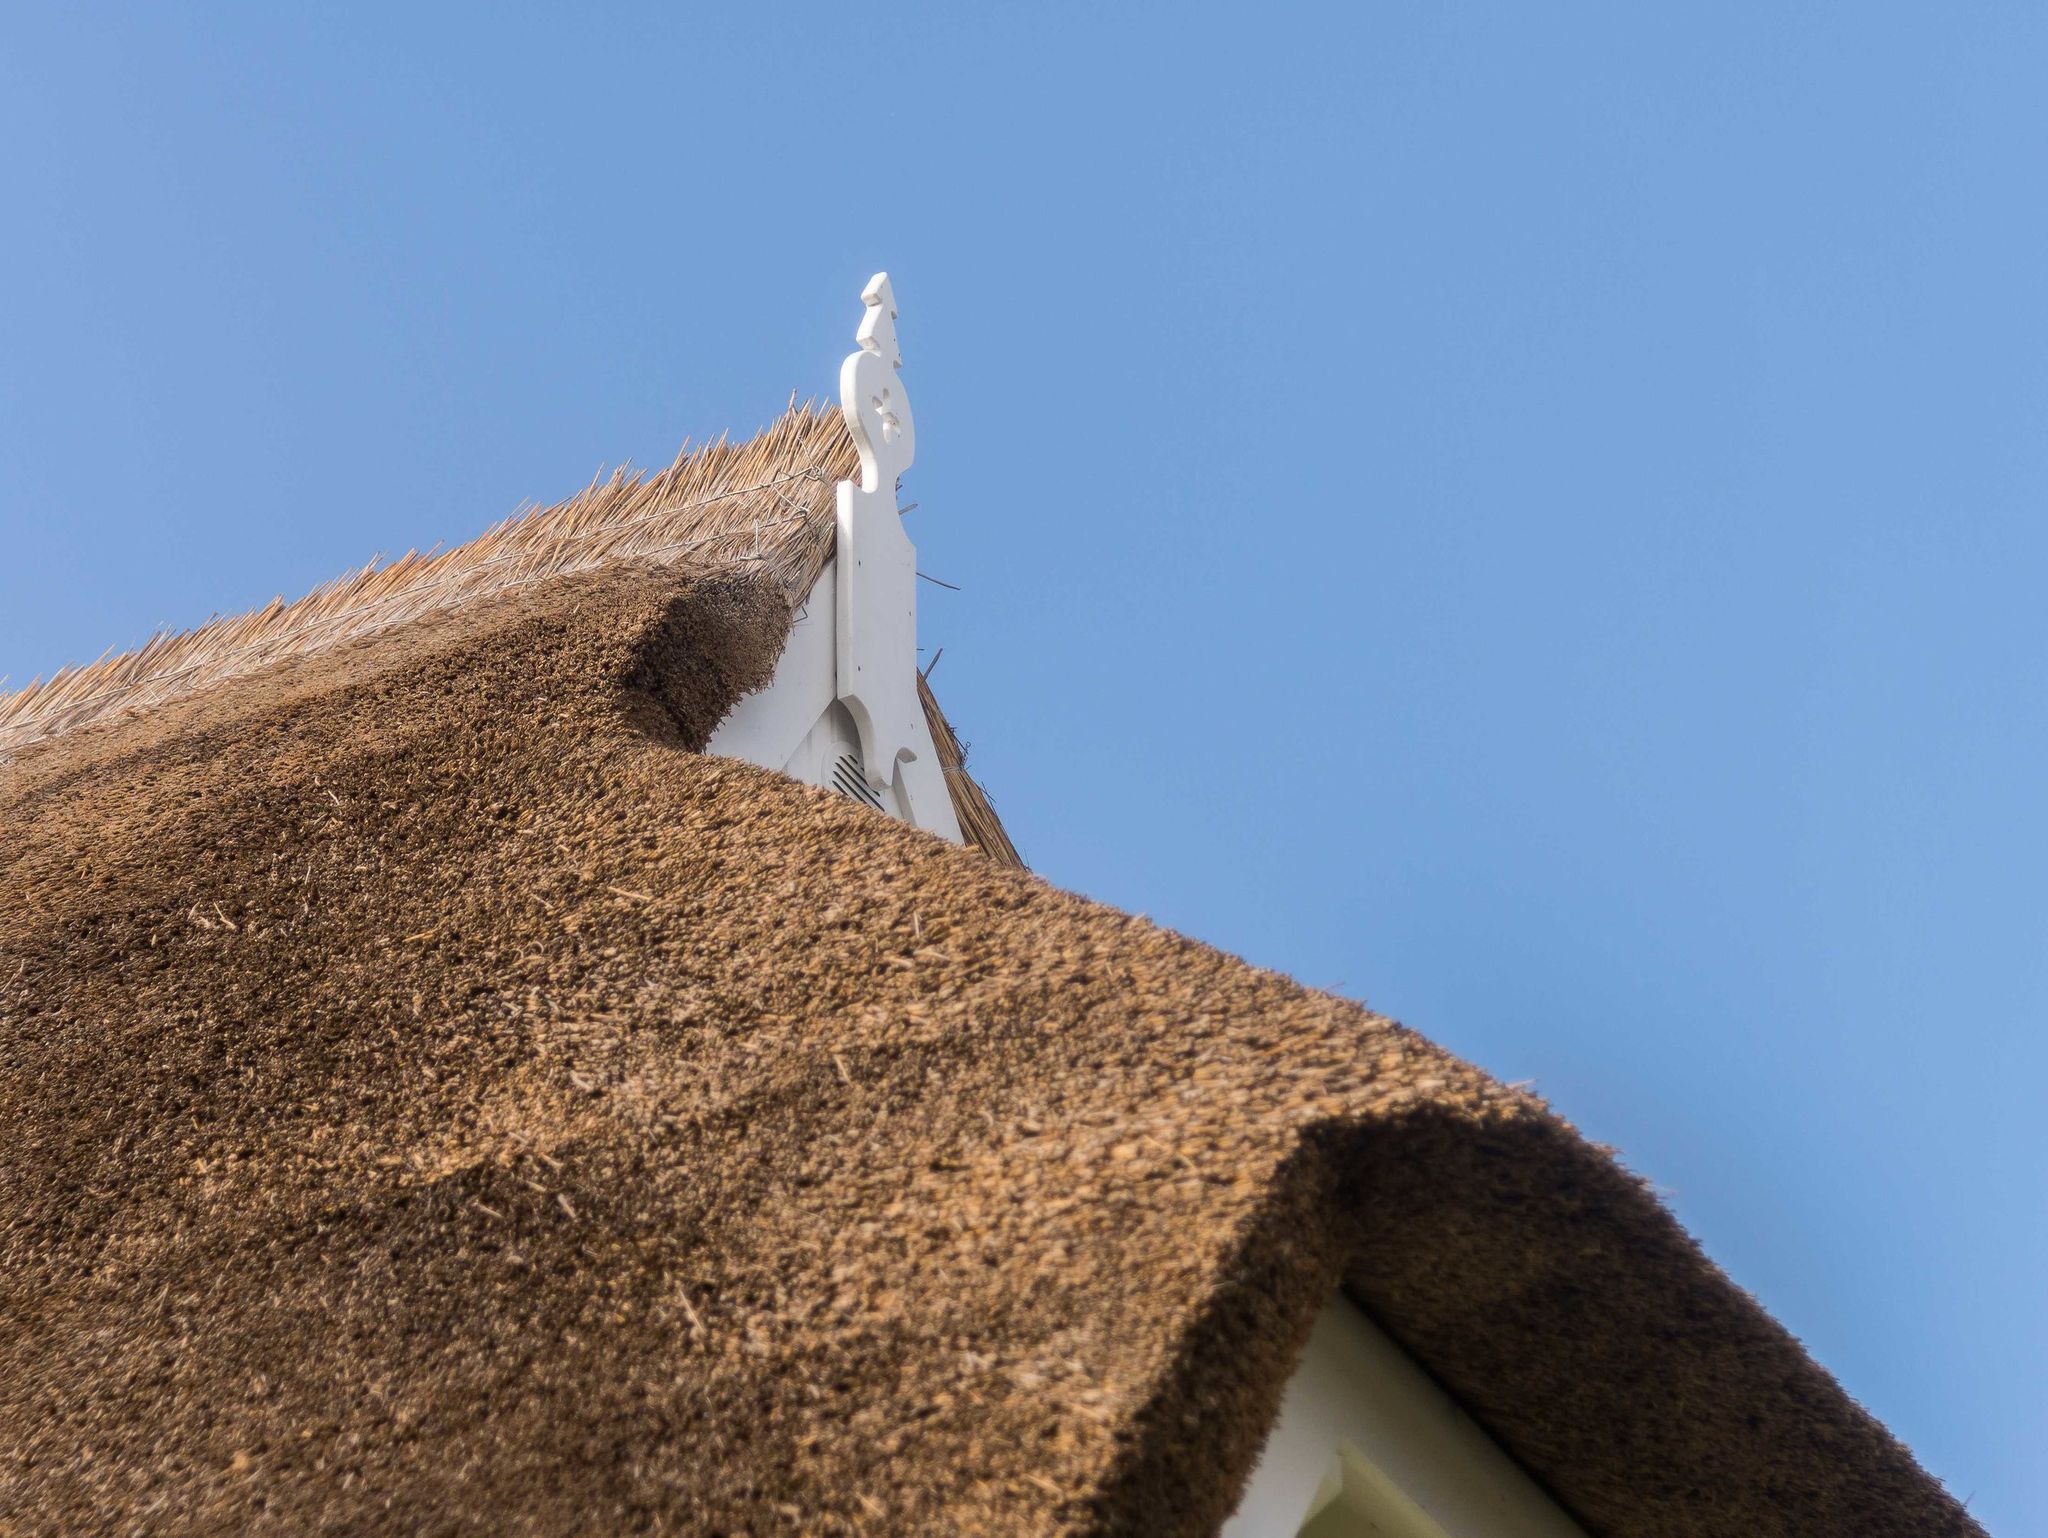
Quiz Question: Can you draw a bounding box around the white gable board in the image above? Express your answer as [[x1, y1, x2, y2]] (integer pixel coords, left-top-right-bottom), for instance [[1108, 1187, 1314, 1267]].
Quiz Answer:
[[1222, 1297, 1592, 1538], [707, 275, 960, 842]]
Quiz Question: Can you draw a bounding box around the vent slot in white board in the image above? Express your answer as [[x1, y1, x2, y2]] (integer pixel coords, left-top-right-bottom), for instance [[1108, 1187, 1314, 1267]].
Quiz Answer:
[[831, 751, 886, 810]]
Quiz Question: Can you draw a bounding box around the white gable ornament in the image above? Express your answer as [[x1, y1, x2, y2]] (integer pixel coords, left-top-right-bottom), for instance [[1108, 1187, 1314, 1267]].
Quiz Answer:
[[705, 274, 960, 842], [835, 274, 925, 796]]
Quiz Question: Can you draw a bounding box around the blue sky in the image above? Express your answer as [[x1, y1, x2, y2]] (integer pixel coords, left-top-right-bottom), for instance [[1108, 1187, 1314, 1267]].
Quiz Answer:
[[2, 3, 2041, 1528]]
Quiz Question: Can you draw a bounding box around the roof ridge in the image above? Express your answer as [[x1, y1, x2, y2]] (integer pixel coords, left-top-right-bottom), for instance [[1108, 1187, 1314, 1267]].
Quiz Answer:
[[0, 404, 857, 758]]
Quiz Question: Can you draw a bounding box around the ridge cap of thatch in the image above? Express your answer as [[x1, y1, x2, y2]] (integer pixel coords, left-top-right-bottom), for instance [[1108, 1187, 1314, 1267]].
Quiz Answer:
[[0, 404, 857, 761]]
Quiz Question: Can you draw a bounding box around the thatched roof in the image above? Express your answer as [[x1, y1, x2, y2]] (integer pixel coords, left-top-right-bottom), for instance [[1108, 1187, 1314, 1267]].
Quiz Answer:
[[0, 417, 1974, 1537], [0, 405, 1018, 868], [0, 406, 858, 763]]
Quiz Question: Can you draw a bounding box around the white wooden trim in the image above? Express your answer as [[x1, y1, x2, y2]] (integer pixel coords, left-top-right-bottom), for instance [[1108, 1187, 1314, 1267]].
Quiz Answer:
[[832, 273, 949, 830], [704, 276, 962, 844], [1220, 1297, 1591, 1538]]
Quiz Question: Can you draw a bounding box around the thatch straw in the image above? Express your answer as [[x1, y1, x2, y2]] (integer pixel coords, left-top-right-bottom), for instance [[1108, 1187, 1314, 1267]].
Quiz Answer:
[[0, 405, 857, 758], [920, 672, 1024, 869], [1, 402, 1023, 867]]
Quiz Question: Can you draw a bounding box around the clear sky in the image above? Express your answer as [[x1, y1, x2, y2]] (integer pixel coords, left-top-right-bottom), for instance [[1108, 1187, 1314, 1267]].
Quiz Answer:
[[3, 3, 2041, 1529]]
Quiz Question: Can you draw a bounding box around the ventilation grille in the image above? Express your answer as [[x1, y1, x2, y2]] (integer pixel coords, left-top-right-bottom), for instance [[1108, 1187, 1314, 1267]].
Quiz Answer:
[[830, 751, 886, 810]]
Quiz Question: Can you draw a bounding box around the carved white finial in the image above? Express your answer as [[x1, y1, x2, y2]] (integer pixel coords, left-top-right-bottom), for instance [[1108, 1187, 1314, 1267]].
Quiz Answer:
[[703, 274, 960, 842], [833, 273, 942, 823], [840, 274, 916, 495]]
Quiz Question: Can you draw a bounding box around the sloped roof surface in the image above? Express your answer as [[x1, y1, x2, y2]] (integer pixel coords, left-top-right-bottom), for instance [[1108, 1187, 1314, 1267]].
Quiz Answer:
[[0, 406, 853, 760], [0, 427, 1977, 1537]]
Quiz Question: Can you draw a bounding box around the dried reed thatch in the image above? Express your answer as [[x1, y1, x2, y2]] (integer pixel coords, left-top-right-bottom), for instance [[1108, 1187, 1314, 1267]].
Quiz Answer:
[[0, 550, 1979, 1536], [0, 405, 856, 761], [920, 670, 1023, 868], [0, 403, 1020, 864]]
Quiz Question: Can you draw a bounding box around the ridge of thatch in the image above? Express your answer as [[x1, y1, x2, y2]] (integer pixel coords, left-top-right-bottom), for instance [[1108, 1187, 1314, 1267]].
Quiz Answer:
[[0, 404, 857, 759]]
